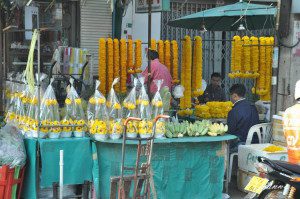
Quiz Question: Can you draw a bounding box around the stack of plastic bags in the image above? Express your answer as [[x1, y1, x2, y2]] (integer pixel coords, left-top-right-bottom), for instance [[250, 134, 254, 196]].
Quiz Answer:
[[123, 78, 138, 138], [107, 78, 122, 139], [40, 79, 61, 138], [87, 80, 108, 141], [63, 78, 86, 137]]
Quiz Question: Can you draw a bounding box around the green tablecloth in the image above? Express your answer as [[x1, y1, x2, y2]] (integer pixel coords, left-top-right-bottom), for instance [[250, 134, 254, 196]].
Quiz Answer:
[[96, 135, 236, 199], [22, 138, 94, 199]]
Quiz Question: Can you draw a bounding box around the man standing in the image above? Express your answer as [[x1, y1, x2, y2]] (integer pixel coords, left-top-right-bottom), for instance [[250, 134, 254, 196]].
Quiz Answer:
[[200, 73, 226, 103], [227, 84, 259, 152], [142, 50, 172, 96], [283, 80, 300, 164]]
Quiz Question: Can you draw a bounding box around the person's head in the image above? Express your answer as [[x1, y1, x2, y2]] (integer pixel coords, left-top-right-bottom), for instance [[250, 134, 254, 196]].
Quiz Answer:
[[210, 73, 222, 87], [148, 49, 159, 60], [295, 80, 300, 101], [229, 84, 246, 103]]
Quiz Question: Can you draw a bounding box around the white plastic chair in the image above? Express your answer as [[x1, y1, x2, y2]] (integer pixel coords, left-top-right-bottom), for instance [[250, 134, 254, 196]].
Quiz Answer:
[[228, 123, 271, 183]]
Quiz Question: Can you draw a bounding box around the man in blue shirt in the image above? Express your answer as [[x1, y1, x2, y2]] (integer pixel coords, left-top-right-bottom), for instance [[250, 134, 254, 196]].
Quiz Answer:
[[227, 84, 259, 153]]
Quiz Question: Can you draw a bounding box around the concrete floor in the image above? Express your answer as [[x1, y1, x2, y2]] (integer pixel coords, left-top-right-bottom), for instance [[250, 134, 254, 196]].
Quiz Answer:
[[227, 175, 248, 199]]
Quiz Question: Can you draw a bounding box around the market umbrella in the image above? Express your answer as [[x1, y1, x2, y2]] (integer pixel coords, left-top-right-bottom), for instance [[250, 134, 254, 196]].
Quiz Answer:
[[167, 1, 277, 31]]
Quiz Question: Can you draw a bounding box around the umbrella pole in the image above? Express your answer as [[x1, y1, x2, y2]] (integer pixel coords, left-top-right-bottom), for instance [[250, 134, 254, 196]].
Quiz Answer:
[[147, 0, 152, 97]]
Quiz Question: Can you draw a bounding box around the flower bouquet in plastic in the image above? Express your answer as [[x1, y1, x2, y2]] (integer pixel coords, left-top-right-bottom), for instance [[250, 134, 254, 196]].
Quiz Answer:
[[63, 78, 86, 137], [151, 80, 166, 138], [40, 79, 61, 138], [25, 86, 39, 138], [87, 80, 108, 141], [18, 84, 32, 135], [123, 78, 138, 138], [107, 78, 122, 139], [137, 77, 152, 138]]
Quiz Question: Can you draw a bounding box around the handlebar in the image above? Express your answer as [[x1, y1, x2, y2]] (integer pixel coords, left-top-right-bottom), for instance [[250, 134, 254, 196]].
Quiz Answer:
[[123, 117, 142, 126]]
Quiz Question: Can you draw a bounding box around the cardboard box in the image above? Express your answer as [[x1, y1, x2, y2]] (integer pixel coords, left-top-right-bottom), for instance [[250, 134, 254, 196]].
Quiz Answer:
[[237, 169, 258, 193], [238, 143, 288, 174], [272, 115, 285, 143]]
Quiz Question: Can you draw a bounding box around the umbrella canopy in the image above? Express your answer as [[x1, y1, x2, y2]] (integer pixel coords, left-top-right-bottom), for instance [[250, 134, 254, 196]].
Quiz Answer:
[[168, 1, 276, 31]]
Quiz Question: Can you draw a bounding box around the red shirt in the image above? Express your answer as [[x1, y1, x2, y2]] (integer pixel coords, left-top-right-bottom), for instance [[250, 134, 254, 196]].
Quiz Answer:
[[142, 59, 172, 94]]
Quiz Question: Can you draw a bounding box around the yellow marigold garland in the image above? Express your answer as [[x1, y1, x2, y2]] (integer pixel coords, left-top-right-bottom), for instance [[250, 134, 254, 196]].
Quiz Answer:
[[179, 39, 186, 110], [134, 39, 142, 73], [228, 38, 235, 79], [184, 35, 192, 109], [127, 39, 134, 74], [107, 38, 114, 91], [242, 36, 251, 77], [120, 39, 127, 94], [250, 36, 259, 78], [193, 36, 204, 97], [151, 39, 156, 50], [98, 38, 107, 95], [235, 36, 242, 77], [113, 39, 120, 92], [171, 40, 179, 83], [158, 40, 164, 64], [164, 40, 171, 71], [258, 37, 267, 95]]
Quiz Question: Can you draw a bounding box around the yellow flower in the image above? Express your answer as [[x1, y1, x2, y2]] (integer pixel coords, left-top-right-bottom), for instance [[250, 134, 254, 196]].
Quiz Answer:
[[134, 39, 142, 72], [107, 38, 114, 92], [152, 100, 163, 108], [171, 40, 179, 83], [76, 127, 83, 132], [151, 39, 156, 50], [242, 36, 251, 73], [77, 120, 85, 126], [157, 40, 164, 64], [164, 40, 171, 71], [141, 100, 149, 106], [99, 38, 107, 95], [97, 98, 106, 104], [75, 98, 82, 105], [250, 36, 259, 75], [184, 35, 192, 108], [113, 103, 121, 110], [65, 98, 72, 105], [90, 127, 97, 134], [193, 36, 204, 97], [89, 97, 96, 105], [127, 39, 134, 69]]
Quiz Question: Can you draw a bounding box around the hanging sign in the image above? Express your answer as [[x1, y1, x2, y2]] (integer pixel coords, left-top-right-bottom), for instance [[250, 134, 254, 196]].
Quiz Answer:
[[135, 0, 170, 13]]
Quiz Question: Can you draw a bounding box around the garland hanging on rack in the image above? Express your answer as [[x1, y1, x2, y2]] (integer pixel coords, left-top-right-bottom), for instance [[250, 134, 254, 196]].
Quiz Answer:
[[171, 40, 179, 84], [98, 38, 107, 95], [120, 39, 127, 94], [164, 40, 171, 72], [127, 39, 134, 74], [134, 39, 142, 73], [157, 40, 164, 64], [193, 36, 204, 97], [107, 38, 114, 91], [113, 39, 120, 92]]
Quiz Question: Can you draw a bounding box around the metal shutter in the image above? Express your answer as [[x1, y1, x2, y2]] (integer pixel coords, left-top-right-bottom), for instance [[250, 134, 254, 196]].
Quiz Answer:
[[80, 0, 112, 76]]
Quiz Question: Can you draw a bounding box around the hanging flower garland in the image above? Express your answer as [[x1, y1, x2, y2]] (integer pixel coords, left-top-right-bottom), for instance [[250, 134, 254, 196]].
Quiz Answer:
[[193, 36, 204, 97], [157, 40, 164, 64], [98, 38, 107, 95], [164, 40, 171, 72], [107, 38, 114, 91], [250, 36, 260, 78], [134, 39, 142, 73], [184, 35, 192, 109], [171, 40, 179, 84], [242, 36, 251, 78], [127, 39, 135, 74], [151, 39, 156, 50], [120, 38, 127, 94], [228, 36, 242, 78], [228, 38, 235, 79], [179, 39, 186, 110], [113, 39, 120, 92]]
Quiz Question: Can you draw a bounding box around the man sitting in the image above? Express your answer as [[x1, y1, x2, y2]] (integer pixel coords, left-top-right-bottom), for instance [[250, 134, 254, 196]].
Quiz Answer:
[[227, 84, 259, 153]]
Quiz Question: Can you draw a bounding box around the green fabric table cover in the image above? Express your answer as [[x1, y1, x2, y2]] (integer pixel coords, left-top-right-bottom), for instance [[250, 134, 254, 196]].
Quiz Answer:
[[96, 135, 236, 199], [22, 138, 93, 199]]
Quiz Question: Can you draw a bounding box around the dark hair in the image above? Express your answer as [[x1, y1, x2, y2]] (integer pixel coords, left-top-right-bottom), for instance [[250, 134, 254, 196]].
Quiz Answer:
[[211, 72, 222, 79], [229, 84, 246, 97], [148, 50, 159, 60]]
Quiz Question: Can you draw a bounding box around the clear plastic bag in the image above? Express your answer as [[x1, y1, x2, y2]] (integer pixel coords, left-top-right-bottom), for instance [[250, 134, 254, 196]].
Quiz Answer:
[[151, 80, 165, 138], [87, 80, 108, 141], [25, 86, 39, 138], [40, 79, 61, 139], [107, 78, 122, 139], [0, 125, 26, 167], [64, 78, 86, 138], [137, 77, 152, 138], [123, 78, 138, 138]]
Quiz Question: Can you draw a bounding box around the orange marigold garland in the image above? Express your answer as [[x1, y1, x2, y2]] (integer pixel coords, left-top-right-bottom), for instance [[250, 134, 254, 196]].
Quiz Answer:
[[164, 40, 171, 72], [98, 38, 107, 95], [113, 39, 120, 92], [171, 40, 179, 83], [157, 40, 164, 64], [250, 36, 260, 78], [134, 39, 142, 73], [127, 39, 134, 74], [151, 39, 156, 50], [107, 38, 114, 91], [179, 39, 186, 110], [193, 36, 204, 97], [120, 39, 127, 94], [184, 35, 192, 109]]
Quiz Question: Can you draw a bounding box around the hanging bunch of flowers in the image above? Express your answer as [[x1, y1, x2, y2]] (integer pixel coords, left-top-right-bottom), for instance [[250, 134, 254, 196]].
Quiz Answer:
[[98, 38, 107, 95], [151, 39, 156, 50], [134, 39, 142, 73], [228, 36, 242, 78], [192, 36, 204, 97], [250, 36, 260, 78], [107, 38, 114, 91], [113, 39, 120, 92], [164, 40, 171, 72], [171, 40, 179, 83], [127, 39, 135, 74], [120, 38, 127, 94], [157, 40, 164, 64], [179, 39, 186, 110], [242, 36, 251, 77]]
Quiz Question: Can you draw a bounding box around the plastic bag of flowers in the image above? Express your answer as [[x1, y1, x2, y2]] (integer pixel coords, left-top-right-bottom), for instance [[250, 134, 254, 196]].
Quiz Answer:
[[107, 78, 122, 139], [137, 77, 152, 138], [25, 86, 39, 138], [63, 78, 86, 138], [40, 78, 61, 139], [87, 80, 108, 141], [151, 80, 166, 138], [122, 78, 138, 138]]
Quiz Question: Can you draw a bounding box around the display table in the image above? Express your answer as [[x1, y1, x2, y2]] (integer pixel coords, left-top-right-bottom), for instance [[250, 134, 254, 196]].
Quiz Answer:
[[96, 134, 236, 199], [22, 138, 94, 199]]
